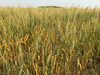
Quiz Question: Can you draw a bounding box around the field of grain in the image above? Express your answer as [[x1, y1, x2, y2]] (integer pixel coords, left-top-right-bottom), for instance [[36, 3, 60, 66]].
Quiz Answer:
[[0, 6, 100, 75]]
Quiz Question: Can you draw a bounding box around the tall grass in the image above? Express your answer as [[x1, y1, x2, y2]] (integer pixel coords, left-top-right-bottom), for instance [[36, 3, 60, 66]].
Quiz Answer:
[[0, 6, 100, 75]]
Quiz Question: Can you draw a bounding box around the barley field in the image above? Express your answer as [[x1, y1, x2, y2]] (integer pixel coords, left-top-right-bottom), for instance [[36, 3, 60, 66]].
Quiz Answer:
[[0, 6, 100, 75]]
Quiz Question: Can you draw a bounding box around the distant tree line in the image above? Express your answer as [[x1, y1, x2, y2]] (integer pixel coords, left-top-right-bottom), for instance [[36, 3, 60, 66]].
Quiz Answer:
[[38, 6, 62, 8]]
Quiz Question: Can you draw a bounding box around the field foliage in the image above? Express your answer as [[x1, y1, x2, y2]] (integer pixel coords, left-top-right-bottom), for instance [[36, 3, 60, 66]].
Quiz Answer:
[[0, 6, 100, 75]]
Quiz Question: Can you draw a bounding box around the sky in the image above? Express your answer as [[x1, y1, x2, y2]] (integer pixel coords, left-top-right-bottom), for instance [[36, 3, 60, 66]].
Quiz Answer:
[[0, 0, 100, 8]]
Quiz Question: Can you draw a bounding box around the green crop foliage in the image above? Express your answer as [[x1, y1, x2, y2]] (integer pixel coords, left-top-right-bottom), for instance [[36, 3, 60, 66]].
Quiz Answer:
[[0, 6, 100, 75]]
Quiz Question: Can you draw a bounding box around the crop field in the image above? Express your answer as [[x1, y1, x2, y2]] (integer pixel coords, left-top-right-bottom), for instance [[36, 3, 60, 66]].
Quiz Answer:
[[0, 6, 100, 75]]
